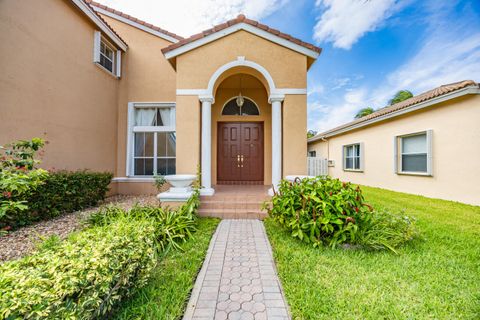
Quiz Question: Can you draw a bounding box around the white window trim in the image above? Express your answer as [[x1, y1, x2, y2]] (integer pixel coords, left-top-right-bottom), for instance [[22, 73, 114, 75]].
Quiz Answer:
[[126, 102, 176, 177], [395, 130, 433, 176], [342, 143, 364, 172], [93, 31, 121, 78], [221, 96, 261, 116]]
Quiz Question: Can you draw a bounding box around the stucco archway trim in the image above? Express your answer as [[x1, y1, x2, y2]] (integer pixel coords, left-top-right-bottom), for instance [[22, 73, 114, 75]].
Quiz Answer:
[[176, 57, 307, 99], [206, 57, 276, 99]]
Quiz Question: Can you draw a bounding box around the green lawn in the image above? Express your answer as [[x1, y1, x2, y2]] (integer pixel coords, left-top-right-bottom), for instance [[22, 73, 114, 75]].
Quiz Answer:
[[265, 186, 480, 319], [113, 217, 219, 320]]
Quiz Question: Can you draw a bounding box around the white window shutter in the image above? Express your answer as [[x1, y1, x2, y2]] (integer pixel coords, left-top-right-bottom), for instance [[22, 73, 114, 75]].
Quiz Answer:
[[393, 136, 399, 173], [93, 31, 101, 63], [116, 50, 121, 77], [342, 146, 346, 170], [426, 129, 433, 176], [359, 142, 365, 172]]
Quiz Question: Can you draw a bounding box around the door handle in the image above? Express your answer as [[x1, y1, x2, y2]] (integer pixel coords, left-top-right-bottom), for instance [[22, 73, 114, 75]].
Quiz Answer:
[[241, 155, 244, 167], [237, 155, 241, 167]]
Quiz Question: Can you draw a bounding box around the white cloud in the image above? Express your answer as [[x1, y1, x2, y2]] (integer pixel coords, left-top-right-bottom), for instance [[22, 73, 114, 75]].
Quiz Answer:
[[94, 0, 289, 37], [307, 83, 325, 96], [313, 0, 402, 49], [331, 77, 351, 90], [309, 1, 480, 133], [370, 7, 480, 106], [308, 89, 367, 132]]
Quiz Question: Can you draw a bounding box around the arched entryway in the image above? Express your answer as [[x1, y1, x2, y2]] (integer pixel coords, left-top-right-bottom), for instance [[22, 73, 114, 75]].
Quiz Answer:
[[212, 73, 270, 185], [197, 57, 285, 196]]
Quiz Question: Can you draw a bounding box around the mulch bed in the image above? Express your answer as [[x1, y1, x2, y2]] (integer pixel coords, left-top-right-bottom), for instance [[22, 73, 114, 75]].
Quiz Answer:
[[0, 195, 159, 263]]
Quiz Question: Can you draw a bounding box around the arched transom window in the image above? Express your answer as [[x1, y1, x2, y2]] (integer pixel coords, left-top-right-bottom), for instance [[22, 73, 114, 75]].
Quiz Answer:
[[222, 97, 260, 116]]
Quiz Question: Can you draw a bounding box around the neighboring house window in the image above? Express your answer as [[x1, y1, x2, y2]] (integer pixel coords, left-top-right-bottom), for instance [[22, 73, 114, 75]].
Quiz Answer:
[[127, 103, 176, 176], [343, 143, 364, 171], [395, 130, 432, 175], [308, 151, 316, 157], [222, 97, 260, 116], [93, 31, 121, 77]]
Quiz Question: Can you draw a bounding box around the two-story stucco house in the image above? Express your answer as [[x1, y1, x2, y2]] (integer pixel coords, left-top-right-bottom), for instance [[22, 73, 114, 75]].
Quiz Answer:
[[0, 0, 321, 202]]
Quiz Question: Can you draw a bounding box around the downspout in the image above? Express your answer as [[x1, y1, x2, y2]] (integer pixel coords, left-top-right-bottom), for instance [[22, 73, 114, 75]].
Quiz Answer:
[[321, 136, 329, 175], [321, 137, 329, 160]]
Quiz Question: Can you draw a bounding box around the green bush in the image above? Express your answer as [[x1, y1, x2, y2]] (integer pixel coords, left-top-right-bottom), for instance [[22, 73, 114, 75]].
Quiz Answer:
[[264, 177, 416, 252], [0, 217, 157, 319], [0, 170, 113, 229], [0, 138, 48, 231], [0, 138, 113, 230], [28, 170, 113, 218], [88, 190, 200, 252]]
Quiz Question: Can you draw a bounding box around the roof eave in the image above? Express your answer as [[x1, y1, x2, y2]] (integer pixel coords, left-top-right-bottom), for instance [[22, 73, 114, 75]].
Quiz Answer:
[[308, 85, 480, 143], [91, 5, 181, 43], [162, 22, 321, 60], [71, 0, 127, 50]]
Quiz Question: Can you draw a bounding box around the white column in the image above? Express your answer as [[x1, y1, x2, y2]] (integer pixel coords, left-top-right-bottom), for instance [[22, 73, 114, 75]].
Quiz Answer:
[[269, 94, 284, 196], [200, 96, 215, 196]]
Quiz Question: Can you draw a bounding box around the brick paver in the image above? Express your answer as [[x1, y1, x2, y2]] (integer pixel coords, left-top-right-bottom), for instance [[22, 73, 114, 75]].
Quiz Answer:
[[183, 220, 290, 320]]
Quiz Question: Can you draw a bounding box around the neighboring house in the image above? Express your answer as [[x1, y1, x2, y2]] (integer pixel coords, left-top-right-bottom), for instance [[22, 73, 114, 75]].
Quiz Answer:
[[308, 80, 480, 205], [0, 0, 321, 196]]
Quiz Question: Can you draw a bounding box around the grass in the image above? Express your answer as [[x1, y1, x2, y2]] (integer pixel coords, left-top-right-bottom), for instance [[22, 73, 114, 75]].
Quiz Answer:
[[265, 186, 480, 319], [113, 217, 219, 320]]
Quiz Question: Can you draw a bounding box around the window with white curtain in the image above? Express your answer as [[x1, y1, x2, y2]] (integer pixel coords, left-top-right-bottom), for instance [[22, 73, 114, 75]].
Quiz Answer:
[[343, 143, 364, 171], [396, 130, 432, 175], [128, 103, 176, 176]]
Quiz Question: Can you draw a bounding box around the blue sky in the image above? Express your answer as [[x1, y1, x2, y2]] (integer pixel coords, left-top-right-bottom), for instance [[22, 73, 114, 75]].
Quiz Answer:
[[98, 0, 480, 133]]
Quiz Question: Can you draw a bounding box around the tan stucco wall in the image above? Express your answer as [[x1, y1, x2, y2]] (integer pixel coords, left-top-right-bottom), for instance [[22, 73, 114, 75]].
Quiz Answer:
[[176, 95, 202, 174], [211, 87, 272, 185], [308, 95, 480, 205], [0, 0, 119, 172], [176, 30, 307, 90], [99, 15, 177, 179], [283, 94, 307, 176]]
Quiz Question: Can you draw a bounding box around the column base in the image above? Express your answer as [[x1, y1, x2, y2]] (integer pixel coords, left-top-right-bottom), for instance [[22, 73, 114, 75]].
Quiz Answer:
[[200, 187, 215, 196]]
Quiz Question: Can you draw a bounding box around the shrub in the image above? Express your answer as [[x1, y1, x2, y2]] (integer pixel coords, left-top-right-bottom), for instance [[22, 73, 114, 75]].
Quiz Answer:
[[0, 217, 157, 319], [0, 138, 48, 230], [28, 170, 113, 219], [0, 138, 113, 230], [88, 189, 200, 252], [264, 177, 416, 251]]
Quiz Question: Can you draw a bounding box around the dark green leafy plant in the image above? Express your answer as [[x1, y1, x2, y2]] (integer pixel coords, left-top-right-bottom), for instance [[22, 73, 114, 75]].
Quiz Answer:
[[264, 177, 417, 251]]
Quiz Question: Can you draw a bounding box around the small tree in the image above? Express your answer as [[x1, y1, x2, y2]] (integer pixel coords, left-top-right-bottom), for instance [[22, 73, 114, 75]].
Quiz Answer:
[[389, 90, 413, 105], [307, 130, 317, 139], [354, 107, 375, 119], [0, 138, 48, 229]]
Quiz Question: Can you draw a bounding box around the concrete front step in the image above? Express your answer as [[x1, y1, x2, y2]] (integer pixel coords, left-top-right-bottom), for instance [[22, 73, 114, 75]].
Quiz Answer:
[[199, 200, 266, 210], [198, 208, 268, 219]]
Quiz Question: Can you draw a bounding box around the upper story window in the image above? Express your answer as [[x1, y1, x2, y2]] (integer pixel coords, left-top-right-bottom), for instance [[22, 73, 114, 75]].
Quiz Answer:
[[343, 143, 364, 171], [100, 41, 115, 72], [308, 151, 316, 157], [93, 31, 121, 77], [395, 131, 432, 175], [127, 103, 176, 177], [222, 97, 260, 116]]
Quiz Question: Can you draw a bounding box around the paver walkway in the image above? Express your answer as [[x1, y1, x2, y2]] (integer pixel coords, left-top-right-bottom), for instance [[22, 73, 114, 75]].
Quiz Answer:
[[184, 220, 290, 320]]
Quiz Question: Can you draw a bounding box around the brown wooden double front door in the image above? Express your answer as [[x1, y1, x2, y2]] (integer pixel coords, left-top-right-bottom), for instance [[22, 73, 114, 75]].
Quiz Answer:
[[217, 122, 264, 184]]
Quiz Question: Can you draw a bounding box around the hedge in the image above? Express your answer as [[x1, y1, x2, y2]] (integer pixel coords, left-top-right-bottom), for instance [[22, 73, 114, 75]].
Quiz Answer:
[[1, 171, 113, 229], [0, 190, 201, 319], [0, 217, 157, 319]]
